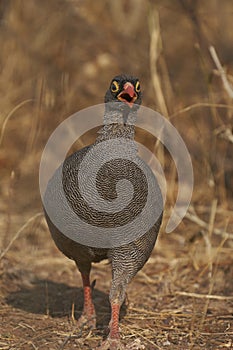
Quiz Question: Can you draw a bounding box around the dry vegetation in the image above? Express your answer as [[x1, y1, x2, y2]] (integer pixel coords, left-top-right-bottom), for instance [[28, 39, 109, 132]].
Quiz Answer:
[[0, 1, 233, 349]]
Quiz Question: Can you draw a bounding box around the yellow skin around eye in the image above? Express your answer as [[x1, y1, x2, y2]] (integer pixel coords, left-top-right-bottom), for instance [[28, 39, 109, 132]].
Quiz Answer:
[[111, 81, 119, 93], [135, 81, 140, 92]]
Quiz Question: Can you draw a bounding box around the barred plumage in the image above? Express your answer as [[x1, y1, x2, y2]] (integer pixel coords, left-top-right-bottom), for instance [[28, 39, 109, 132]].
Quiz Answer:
[[44, 75, 163, 350]]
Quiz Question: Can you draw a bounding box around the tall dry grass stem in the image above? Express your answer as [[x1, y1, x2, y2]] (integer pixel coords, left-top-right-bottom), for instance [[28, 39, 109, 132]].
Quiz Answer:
[[209, 45, 233, 99], [0, 99, 34, 147], [0, 212, 43, 260], [148, 7, 168, 117]]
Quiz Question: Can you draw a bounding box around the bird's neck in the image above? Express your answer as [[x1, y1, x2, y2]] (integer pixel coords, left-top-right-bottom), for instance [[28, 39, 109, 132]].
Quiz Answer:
[[96, 110, 136, 142], [96, 123, 135, 143]]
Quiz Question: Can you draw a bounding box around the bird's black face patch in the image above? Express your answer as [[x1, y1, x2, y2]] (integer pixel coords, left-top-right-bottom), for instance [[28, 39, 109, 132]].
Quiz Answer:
[[105, 74, 142, 108]]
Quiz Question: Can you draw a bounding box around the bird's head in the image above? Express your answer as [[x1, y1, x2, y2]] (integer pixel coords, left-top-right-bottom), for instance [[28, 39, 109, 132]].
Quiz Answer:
[[104, 75, 142, 125], [105, 74, 142, 108]]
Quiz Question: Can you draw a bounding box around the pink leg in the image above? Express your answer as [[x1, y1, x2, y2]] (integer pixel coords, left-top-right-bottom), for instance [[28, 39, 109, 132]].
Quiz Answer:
[[77, 273, 96, 329], [96, 303, 124, 349], [109, 303, 120, 339]]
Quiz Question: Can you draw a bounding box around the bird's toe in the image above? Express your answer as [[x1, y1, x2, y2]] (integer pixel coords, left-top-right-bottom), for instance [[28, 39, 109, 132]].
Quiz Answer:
[[125, 338, 145, 349], [76, 313, 96, 330], [95, 338, 125, 350]]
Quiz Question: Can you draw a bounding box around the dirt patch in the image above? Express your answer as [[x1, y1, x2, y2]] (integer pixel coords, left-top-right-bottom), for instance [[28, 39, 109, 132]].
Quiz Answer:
[[0, 214, 232, 349], [1, 1, 233, 349]]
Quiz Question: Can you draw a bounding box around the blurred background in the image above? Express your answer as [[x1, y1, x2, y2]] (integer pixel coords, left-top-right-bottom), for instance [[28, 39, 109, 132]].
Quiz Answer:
[[0, 1, 232, 349]]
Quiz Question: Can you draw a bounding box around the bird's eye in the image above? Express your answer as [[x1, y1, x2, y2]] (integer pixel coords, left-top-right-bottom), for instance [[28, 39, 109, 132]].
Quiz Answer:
[[135, 81, 141, 92], [111, 81, 119, 93]]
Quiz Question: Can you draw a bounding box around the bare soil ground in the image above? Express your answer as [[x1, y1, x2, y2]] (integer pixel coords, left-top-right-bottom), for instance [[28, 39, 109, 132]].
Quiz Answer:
[[0, 1, 233, 349], [0, 209, 232, 350]]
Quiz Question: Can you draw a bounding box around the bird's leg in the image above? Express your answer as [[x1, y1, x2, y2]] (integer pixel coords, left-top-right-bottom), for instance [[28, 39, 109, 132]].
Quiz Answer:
[[96, 271, 127, 349], [96, 302, 123, 350], [96, 276, 145, 350], [77, 272, 96, 329], [108, 303, 120, 339]]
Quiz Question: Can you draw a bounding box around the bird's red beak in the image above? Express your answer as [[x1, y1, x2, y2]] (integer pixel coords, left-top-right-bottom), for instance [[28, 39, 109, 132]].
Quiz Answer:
[[117, 82, 137, 108]]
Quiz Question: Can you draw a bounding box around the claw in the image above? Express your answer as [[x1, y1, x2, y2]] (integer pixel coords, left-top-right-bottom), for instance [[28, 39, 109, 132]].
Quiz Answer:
[[125, 339, 145, 349], [76, 312, 96, 330], [95, 338, 125, 350], [95, 338, 145, 350]]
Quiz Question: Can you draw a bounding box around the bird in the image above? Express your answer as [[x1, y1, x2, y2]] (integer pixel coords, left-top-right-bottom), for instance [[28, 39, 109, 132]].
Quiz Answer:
[[43, 74, 163, 350]]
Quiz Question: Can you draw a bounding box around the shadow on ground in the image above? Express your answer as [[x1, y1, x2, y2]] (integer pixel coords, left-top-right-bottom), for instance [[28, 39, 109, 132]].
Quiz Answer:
[[5, 278, 126, 328]]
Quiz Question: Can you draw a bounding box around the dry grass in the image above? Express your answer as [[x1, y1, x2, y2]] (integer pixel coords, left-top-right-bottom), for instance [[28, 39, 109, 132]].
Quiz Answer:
[[0, 1, 233, 349]]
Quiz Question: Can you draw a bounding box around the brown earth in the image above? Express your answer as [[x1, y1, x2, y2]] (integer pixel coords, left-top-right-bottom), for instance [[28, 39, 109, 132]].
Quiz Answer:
[[0, 1, 233, 349]]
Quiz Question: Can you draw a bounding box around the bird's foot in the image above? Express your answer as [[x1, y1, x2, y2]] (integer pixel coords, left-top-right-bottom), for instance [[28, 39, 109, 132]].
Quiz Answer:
[[95, 338, 145, 350], [95, 338, 125, 350], [76, 312, 96, 330], [125, 338, 145, 349]]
